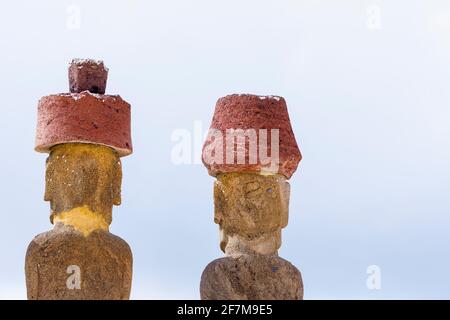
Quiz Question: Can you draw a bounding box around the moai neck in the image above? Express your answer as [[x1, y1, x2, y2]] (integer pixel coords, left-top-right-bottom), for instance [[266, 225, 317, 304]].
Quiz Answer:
[[222, 231, 281, 256], [46, 143, 122, 237]]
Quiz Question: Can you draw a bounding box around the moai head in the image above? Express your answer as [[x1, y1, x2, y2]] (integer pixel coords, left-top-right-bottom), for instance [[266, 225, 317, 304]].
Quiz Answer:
[[45, 143, 122, 225], [202, 94, 301, 255], [214, 173, 290, 254]]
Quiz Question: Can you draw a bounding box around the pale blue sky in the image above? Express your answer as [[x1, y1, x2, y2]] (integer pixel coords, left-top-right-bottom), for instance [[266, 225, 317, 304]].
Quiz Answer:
[[0, 0, 449, 299]]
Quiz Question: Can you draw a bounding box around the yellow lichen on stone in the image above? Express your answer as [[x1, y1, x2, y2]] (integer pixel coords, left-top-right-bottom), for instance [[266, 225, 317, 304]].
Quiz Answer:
[[45, 143, 122, 226], [53, 205, 109, 236]]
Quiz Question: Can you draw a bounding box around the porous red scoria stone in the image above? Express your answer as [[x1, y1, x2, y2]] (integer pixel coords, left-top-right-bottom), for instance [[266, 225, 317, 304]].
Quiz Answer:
[[202, 94, 301, 179], [69, 59, 108, 94], [35, 91, 132, 157]]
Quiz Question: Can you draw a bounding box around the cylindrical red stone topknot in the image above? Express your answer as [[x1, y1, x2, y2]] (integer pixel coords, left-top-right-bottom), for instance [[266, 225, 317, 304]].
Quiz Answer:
[[35, 59, 132, 157], [69, 58, 108, 94], [202, 94, 301, 179]]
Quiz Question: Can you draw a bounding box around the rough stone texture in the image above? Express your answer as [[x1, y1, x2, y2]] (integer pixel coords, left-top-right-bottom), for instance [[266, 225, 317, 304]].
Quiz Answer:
[[28, 61, 133, 300], [26, 144, 132, 300], [45, 143, 122, 224], [201, 95, 304, 300], [69, 59, 108, 94], [201, 172, 303, 300], [200, 255, 303, 300], [25, 224, 132, 300], [35, 92, 132, 156], [202, 94, 301, 179], [214, 173, 289, 253]]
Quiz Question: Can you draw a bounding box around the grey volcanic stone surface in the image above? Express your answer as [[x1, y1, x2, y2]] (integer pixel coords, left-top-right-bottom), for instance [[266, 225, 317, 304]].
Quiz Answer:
[[25, 224, 132, 300], [200, 254, 303, 300]]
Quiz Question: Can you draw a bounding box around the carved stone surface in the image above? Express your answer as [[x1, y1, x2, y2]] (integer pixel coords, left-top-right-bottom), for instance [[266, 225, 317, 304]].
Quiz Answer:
[[44, 143, 122, 224], [200, 255, 303, 300], [214, 172, 289, 254], [26, 144, 132, 300], [25, 224, 132, 300], [201, 172, 303, 300], [214, 173, 289, 231], [35, 92, 132, 157], [28, 60, 133, 300]]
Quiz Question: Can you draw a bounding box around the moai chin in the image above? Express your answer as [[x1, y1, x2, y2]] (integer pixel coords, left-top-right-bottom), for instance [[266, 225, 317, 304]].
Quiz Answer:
[[201, 94, 303, 300], [25, 59, 133, 300]]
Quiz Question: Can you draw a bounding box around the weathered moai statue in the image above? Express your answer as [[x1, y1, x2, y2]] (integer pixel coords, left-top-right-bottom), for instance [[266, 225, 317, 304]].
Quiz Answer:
[[25, 59, 133, 300], [201, 94, 303, 300]]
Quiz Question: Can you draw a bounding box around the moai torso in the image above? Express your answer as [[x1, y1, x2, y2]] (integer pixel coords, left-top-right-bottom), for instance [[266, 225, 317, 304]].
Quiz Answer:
[[201, 94, 303, 300], [201, 255, 302, 300], [26, 225, 132, 300], [26, 60, 133, 300]]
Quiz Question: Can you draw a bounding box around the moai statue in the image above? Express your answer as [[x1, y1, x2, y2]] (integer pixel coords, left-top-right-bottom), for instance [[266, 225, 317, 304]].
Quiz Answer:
[[200, 94, 303, 300], [25, 59, 133, 300]]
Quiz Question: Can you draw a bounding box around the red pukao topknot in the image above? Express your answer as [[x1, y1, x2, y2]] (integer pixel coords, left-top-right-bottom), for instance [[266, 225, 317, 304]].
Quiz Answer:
[[69, 58, 108, 94], [202, 94, 301, 179], [35, 59, 132, 157]]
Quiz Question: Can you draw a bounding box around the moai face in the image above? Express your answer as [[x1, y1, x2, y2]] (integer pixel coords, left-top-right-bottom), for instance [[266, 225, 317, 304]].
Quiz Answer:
[[214, 172, 290, 253], [44, 143, 122, 226]]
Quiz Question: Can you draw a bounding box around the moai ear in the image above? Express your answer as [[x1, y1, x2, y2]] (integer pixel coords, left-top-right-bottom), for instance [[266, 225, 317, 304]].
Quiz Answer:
[[280, 179, 290, 228], [215, 181, 228, 253], [44, 156, 52, 202], [219, 227, 228, 253], [112, 160, 122, 206], [275, 229, 282, 250], [213, 180, 224, 225]]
